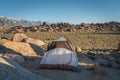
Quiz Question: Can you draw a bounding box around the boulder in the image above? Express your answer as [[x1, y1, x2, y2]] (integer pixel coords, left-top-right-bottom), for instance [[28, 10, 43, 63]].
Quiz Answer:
[[23, 37, 45, 47], [12, 33, 27, 42], [47, 27, 54, 32], [16, 29, 24, 33], [75, 46, 82, 53], [78, 54, 95, 68], [70, 28, 76, 32], [96, 58, 108, 66], [116, 58, 120, 64], [107, 62, 118, 68], [0, 39, 9, 45], [0, 40, 44, 56], [101, 55, 116, 62], [108, 55, 116, 62], [0, 57, 48, 80]]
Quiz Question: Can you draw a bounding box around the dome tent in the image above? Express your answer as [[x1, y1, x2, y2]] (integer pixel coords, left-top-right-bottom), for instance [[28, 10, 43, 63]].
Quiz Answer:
[[39, 37, 78, 71], [47, 37, 75, 52]]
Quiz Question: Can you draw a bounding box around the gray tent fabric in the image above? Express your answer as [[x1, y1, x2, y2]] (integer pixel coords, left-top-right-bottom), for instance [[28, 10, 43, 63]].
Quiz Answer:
[[53, 37, 67, 41], [41, 48, 78, 67]]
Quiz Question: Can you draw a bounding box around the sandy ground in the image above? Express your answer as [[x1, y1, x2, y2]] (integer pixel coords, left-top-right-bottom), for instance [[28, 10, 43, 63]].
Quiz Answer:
[[0, 52, 120, 80], [20, 55, 120, 80]]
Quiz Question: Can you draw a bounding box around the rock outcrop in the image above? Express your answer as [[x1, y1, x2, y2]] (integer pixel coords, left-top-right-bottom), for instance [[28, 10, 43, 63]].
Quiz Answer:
[[12, 33, 27, 42], [0, 40, 44, 56], [23, 37, 45, 47], [0, 57, 48, 80]]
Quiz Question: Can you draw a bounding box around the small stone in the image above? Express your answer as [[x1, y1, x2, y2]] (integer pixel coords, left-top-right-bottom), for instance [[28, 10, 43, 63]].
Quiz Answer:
[[75, 46, 82, 53]]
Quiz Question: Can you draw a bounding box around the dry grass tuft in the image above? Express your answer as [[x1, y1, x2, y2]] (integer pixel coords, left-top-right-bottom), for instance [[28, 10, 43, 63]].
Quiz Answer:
[[1, 32, 120, 51]]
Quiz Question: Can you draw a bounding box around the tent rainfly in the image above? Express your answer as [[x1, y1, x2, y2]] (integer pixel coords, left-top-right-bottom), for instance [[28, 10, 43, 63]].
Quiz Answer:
[[39, 37, 78, 71]]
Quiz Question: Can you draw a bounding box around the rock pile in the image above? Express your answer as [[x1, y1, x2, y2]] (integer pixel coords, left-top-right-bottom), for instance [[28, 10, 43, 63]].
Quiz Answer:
[[87, 53, 120, 69], [0, 33, 45, 56]]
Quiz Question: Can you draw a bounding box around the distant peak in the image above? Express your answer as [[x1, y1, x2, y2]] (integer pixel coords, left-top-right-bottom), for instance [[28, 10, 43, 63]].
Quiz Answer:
[[0, 16, 42, 27], [0, 16, 22, 21]]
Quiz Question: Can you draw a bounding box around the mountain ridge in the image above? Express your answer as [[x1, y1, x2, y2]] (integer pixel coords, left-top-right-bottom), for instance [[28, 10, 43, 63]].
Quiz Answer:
[[0, 16, 120, 27], [0, 16, 42, 27]]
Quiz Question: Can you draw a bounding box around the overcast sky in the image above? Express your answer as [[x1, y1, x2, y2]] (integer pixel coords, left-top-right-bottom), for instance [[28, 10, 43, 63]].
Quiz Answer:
[[0, 0, 120, 24]]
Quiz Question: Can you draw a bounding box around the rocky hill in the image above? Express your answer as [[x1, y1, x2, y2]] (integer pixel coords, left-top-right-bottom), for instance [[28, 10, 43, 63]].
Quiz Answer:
[[0, 16, 120, 33]]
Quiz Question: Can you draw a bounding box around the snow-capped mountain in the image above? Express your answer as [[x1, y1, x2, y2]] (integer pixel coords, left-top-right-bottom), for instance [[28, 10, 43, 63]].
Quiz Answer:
[[0, 16, 42, 27]]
